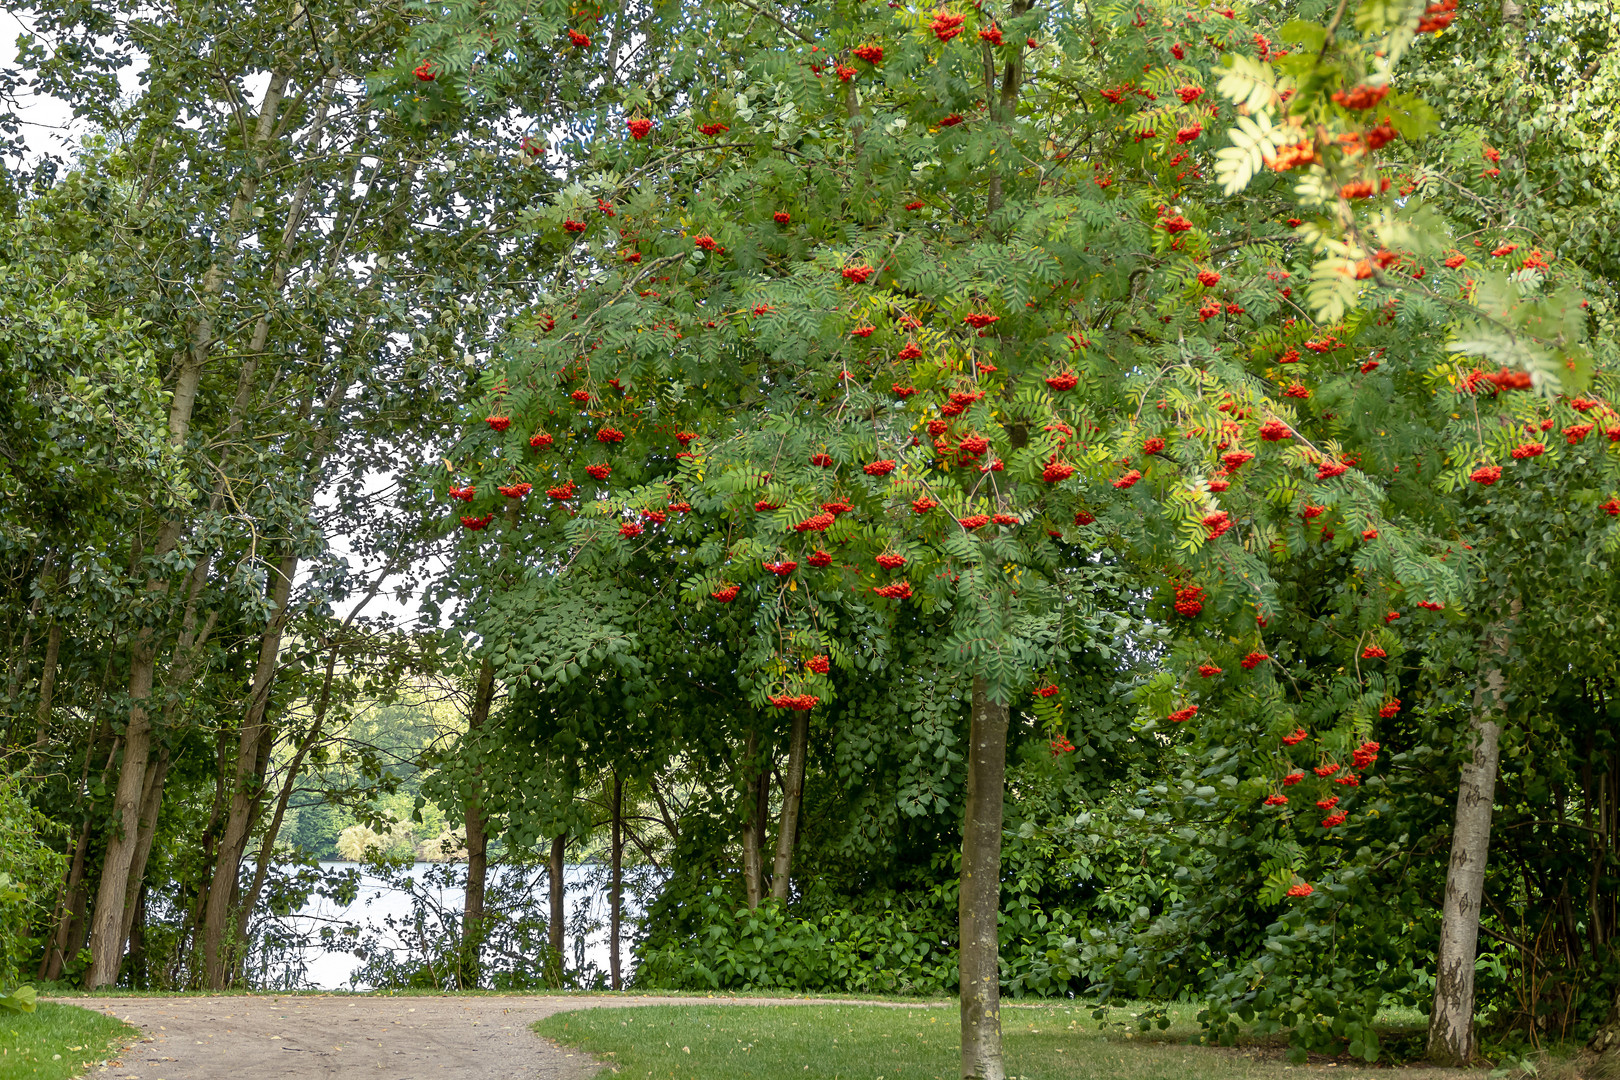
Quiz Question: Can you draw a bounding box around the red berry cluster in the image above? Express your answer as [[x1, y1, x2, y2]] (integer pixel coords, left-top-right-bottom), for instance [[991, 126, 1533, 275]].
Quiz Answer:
[[958, 514, 992, 529], [1264, 794, 1288, 806], [620, 522, 643, 538], [1074, 511, 1096, 525], [487, 415, 511, 432], [1314, 762, 1341, 777], [1281, 728, 1308, 746], [876, 553, 907, 569], [992, 512, 1018, 526], [460, 514, 494, 530], [1352, 741, 1381, 769], [852, 43, 883, 62], [499, 483, 531, 499], [764, 560, 798, 576], [769, 693, 820, 711], [1286, 882, 1313, 898], [627, 118, 652, 139], [1203, 511, 1233, 540], [529, 432, 553, 449], [841, 264, 876, 283], [807, 549, 833, 567], [864, 460, 897, 476], [546, 480, 576, 500], [1172, 584, 1205, 617], [821, 501, 853, 515], [1282, 770, 1305, 786], [912, 497, 938, 514], [567, 29, 591, 46], [1033, 684, 1060, 698], [1043, 461, 1075, 483], [586, 464, 611, 480], [711, 584, 740, 602], [449, 485, 476, 502], [1167, 705, 1198, 724], [931, 12, 965, 40], [795, 513, 836, 533], [1241, 651, 1269, 669], [598, 426, 625, 443], [1259, 419, 1291, 441], [873, 581, 912, 599], [1049, 735, 1075, 756], [698, 123, 729, 136], [1197, 663, 1222, 677], [1362, 644, 1386, 659]]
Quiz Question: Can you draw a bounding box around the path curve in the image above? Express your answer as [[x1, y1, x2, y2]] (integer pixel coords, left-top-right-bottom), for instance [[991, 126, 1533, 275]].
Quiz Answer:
[[61, 993, 936, 1079]]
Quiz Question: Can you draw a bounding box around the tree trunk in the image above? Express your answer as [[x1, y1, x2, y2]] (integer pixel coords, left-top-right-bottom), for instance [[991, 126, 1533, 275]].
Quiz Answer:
[[960, 676, 1009, 1080], [610, 771, 624, 990], [201, 552, 297, 988], [119, 750, 171, 952], [229, 642, 342, 981], [547, 833, 567, 985], [770, 709, 810, 903], [460, 658, 496, 989], [85, 641, 162, 988], [741, 729, 766, 909], [30, 620, 62, 765], [127, 883, 148, 989], [1428, 625, 1510, 1065], [39, 820, 92, 981]]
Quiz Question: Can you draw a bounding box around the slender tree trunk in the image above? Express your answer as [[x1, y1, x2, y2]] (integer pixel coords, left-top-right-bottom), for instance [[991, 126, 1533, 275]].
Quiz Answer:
[[127, 883, 148, 989], [30, 620, 62, 765], [960, 676, 1009, 1080], [119, 750, 171, 951], [230, 643, 342, 980], [770, 710, 810, 902], [39, 820, 92, 981], [1428, 623, 1510, 1065], [202, 552, 297, 988], [548, 833, 567, 986], [460, 658, 496, 989], [741, 729, 767, 909], [85, 637, 163, 988], [610, 772, 624, 990]]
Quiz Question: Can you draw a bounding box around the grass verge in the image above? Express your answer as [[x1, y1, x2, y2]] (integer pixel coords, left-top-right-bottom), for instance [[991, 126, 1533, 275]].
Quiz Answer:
[[534, 1002, 1477, 1079], [0, 1002, 134, 1080]]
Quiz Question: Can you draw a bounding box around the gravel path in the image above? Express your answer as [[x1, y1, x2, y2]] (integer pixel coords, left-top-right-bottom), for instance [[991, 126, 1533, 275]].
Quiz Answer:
[[64, 993, 924, 1079]]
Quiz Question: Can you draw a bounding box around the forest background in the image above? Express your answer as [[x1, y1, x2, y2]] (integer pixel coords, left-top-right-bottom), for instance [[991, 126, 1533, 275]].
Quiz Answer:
[[2, 0, 1620, 1076]]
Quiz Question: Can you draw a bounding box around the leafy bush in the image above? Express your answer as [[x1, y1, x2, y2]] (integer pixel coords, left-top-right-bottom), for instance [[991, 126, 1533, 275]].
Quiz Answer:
[[0, 772, 64, 989]]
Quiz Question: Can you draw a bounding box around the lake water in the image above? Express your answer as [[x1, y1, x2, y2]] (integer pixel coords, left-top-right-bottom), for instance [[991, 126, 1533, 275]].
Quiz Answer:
[[262, 861, 634, 990]]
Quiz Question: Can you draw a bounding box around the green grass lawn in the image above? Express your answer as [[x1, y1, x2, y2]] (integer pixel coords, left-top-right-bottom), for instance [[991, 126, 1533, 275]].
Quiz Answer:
[[0, 1002, 134, 1080], [534, 1002, 1484, 1080]]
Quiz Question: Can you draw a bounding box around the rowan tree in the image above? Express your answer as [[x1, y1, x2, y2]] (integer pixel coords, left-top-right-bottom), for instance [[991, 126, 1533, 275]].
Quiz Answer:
[[425, 0, 1601, 1072]]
